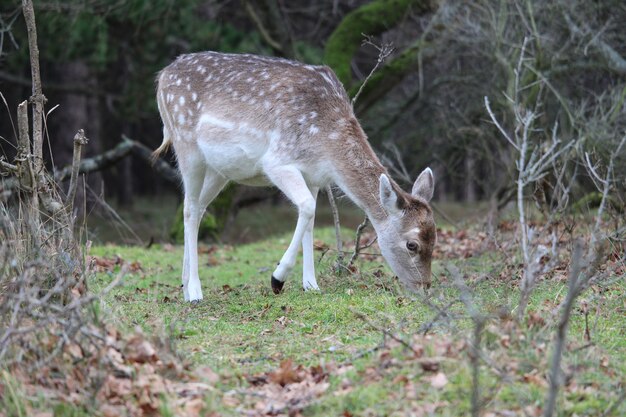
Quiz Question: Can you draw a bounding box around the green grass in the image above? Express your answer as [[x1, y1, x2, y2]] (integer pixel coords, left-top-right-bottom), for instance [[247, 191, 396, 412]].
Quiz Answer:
[[89, 227, 626, 416]]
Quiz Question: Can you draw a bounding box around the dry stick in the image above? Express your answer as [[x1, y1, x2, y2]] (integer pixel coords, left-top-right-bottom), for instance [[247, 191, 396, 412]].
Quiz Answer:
[[351, 35, 394, 107], [349, 216, 370, 265], [325, 185, 344, 268], [16, 99, 39, 248], [66, 129, 88, 210], [543, 241, 583, 417], [449, 264, 486, 417], [350, 308, 422, 356], [22, 0, 44, 218], [17, 101, 33, 191]]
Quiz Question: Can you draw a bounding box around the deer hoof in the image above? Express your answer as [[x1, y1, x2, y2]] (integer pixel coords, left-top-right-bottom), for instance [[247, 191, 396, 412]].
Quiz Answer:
[[190, 299, 201, 305], [271, 276, 284, 294]]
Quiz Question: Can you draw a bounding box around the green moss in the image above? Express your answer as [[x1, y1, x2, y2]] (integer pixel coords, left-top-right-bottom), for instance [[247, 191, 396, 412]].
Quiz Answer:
[[324, 0, 433, 87], [571, 191, 623, 213], [170, 204, 218, 243], [169, 184, 239, 243]]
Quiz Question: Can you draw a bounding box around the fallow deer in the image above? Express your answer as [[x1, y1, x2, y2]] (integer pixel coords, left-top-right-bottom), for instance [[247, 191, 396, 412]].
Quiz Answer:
[[154, 51, 436, 302]]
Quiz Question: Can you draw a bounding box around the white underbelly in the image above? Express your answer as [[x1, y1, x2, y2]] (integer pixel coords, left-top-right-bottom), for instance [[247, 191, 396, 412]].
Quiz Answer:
[[197, 141, 267, 182]]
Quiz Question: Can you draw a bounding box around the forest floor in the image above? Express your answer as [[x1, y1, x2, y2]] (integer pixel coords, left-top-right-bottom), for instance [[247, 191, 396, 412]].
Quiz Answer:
[[87, 222, 626, 416]]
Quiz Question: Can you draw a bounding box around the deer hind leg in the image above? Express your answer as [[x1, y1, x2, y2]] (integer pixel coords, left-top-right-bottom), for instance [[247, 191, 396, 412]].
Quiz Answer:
[[180, 155, 227, 302], [264, 164, 317, 293], [301, 186, 319, 291]]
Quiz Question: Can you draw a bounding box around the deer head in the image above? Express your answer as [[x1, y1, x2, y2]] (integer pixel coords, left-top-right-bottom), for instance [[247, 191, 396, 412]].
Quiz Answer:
[[375, 168, 436, 291]]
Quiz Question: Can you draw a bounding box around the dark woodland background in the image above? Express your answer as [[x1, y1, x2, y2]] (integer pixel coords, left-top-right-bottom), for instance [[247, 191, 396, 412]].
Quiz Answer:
[[1, 0, 625, 215]]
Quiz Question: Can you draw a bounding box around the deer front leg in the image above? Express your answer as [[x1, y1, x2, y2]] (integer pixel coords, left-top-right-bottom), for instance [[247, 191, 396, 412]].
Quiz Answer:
[[301, 187, 319, 291], [264, 164, 317, 294]]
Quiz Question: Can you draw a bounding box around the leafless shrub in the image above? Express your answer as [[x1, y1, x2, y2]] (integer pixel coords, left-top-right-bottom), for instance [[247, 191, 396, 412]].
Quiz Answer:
[[485, 38, 577, 322], [543, 137, 624, 416]]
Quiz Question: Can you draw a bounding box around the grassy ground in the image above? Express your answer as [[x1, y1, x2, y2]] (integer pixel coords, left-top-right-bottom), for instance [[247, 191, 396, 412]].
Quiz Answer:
[[89, 223, 626, 416]]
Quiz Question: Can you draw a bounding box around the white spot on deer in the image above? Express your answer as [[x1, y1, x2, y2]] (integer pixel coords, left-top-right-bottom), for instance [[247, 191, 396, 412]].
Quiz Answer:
[[186, 84, 191, 91], [192, 92, 197, 101], [258, 91, 265, 97], [270, 83, 279, 91], [179, 96, 185, 105], [264, 100, 271, 109], [174, 104, 179, 112], [249, 98, 257, 105], [196, 102, 202, 110], [167, 94, 173, 103], [309, 125, 319, 135], [329, 132, 339, 140], [198, 114, 234, 130], [178, 114, 186, 125], [176, 79, 181, 86], [205, 74, 213, 82], [309, 112, 317, 119], [297, 115, 306, 124]]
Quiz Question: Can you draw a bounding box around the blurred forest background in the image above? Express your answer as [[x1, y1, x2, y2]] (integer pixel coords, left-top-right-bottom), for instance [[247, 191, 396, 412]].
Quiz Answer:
[[1, 0, 625, 240]]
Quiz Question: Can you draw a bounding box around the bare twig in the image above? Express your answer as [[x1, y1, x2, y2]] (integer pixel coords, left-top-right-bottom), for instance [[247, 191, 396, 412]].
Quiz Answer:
[[448, 264, 486, 417], [350, 308, 422, 357], [325, 185, 344, 270], [243, 1, 282, 52], [349, 216, 370, 265], [22, 0, 45, 181], [543, 241, 583, 417], [351, 35, 394, 107]]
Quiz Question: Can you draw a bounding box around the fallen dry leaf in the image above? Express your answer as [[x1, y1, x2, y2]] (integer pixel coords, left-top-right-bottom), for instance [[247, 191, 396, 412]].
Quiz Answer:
[[268, 359, 304, 386], [125, 335, 157, 364]]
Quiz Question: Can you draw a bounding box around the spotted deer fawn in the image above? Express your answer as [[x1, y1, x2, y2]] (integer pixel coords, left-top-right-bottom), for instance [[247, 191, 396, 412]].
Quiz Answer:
[[154, 52, 436, 302]]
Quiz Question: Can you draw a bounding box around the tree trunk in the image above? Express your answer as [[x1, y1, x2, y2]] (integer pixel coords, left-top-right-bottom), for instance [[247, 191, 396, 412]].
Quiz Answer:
[[465, 154, 477, 202]]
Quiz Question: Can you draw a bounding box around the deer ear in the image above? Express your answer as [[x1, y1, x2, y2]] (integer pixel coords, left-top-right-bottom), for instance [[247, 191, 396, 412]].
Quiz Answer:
[[412, 167, 434, 202], [379, 174, 398, 212]]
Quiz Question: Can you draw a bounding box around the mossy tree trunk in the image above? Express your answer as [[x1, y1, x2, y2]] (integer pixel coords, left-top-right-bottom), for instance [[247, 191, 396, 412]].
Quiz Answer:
[[323, 0, 435, 89]]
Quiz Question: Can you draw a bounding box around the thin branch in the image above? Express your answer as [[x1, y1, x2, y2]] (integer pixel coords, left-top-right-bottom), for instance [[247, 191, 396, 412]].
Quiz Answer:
[[484, 96, 520, 151], [351, 35, 393, 107], [325, 185, 344, 268], [243, 1, 282, 52], [349, 216, 370, 265]]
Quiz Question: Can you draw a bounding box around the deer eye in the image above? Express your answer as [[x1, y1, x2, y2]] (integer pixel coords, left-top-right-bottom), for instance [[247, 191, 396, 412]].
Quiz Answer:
[[406, 241, 419, 252]]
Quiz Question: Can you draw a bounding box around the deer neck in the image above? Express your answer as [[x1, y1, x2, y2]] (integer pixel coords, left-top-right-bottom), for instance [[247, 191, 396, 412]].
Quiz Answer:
[[331, 128, 395, 226]]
